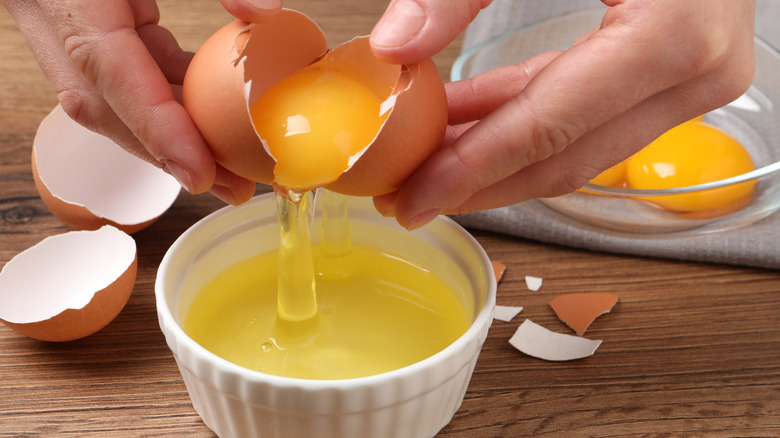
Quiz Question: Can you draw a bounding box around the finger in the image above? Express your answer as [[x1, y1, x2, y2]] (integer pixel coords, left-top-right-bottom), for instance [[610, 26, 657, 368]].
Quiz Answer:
[[447, 51, 560, 125], [372, 122, 474, 216], [218, 0, 282, 22], [135, 24, 193, 85], [370, 0, 492, 64], [38, 0, 216, 193], [210, 164, 257, 205]]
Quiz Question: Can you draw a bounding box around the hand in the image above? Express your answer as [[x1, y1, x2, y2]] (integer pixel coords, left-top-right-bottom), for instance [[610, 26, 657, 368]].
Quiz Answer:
[[370, 0, 756, 230], [2, 0, 280, 205]]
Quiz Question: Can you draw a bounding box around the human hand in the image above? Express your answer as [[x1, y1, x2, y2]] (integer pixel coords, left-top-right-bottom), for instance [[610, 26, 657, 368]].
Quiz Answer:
[[370, 0, 756, 230], [1, 0, 280, 205]]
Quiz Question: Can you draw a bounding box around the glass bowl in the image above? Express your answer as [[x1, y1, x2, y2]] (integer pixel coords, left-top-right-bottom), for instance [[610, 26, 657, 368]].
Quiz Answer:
[[155, 193, 496, 438], [452, 7, 780, 234]]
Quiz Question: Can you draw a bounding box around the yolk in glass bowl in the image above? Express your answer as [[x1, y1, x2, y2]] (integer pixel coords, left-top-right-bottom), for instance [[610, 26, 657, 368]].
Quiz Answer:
[[588, 160, 628, 188], [625, 121, 756, 214]]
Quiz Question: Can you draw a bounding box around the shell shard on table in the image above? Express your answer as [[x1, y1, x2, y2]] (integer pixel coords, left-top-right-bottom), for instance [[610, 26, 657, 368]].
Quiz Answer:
[[549, 292, 619, 335], [491, 260, 507, 283], [509, 319, 602, 361], [525, 275, 543, 291], [493, 305, 523, 322]]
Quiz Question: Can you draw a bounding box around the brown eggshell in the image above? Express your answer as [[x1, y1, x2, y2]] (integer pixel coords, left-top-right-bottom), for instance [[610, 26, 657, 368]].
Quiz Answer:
[[183, 10, 448, 196], [549, 293, 619, 336], [321, 37, 447, 196], [183, 11, 328, 183], [32, 105, 182, 234], [0, 226, 137, 342]]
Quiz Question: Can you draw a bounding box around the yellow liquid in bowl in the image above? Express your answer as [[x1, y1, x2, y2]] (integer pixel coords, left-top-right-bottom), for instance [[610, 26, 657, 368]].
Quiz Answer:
[[182, 243, 470, 380]]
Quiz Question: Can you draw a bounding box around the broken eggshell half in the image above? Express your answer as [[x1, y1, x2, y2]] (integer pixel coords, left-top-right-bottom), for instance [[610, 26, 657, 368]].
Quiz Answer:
[[32, 105, 182, 234], [0, 225, 137, 342], [183, 9, 448, 196]]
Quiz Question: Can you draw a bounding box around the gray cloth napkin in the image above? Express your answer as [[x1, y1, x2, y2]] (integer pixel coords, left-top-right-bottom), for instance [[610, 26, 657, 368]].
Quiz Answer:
[[450, 0, 780, 270]]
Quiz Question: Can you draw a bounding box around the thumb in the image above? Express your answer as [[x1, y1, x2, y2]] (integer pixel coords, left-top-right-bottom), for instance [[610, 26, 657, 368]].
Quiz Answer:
[[370, 0, 492, 64]]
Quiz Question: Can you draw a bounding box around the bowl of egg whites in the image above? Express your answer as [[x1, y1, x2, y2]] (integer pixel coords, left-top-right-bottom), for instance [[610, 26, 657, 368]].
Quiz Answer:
[[452, 7, 780, 234]]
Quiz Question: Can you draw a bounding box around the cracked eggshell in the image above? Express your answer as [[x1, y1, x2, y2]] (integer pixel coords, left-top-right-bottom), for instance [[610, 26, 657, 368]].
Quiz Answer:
[[183, 10, 447, 196], [31, 105, 182, 234], [321, 37, 447, 196], [0, 225, 137, 342]]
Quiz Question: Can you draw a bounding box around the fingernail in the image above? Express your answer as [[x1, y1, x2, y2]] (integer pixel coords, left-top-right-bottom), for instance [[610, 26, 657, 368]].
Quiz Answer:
[[375, 203, 395, 217], [371, 0, 426, 48], [209, 184, 240, 206], [406, 208, 442, 230], [248, 0, 282, 10], [162, 159, 195, 193]]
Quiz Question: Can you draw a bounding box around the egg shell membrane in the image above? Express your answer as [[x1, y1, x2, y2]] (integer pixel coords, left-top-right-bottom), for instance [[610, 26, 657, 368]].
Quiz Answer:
[[0, 226, 137, 342], [182, 12, 328, 184], [31, 105, 181, 234], [320, 38, 448, 196]]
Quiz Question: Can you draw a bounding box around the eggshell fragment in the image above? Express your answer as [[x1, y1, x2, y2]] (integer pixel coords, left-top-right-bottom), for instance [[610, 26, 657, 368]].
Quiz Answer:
[[0, 225, 137, 342], [525, 276, 543, 291], [32, 105, 181, 234], [493, 305, 523, 322], [509, 319, 602, 361], [491, 260, 507, 283], [549, 293, 619, 335]]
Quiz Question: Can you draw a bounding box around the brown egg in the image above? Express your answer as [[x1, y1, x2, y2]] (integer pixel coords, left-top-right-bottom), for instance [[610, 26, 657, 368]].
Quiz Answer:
[[32, 105, 182, 234], [0, 226, 137, 342], [183, 9, 448, 196]]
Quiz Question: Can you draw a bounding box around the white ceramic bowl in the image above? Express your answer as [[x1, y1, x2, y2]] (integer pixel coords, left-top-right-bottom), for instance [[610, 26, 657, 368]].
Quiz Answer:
[[452, 7, 780, 235], [155, 193, 496, 438]]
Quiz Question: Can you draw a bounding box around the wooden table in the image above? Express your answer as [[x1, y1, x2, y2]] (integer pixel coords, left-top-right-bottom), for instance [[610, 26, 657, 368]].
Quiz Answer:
[[1, 1, 778, 436]]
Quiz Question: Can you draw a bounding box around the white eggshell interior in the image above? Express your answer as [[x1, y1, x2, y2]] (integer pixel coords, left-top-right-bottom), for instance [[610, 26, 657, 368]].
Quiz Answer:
[[0, 225, 136, 324], [493, 305, 523, 322], [509, 319, 602, 361], [34, 105, 181, 224]]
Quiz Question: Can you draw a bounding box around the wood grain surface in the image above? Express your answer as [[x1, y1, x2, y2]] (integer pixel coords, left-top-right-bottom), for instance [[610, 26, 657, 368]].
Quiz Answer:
[[1, 1, 779, 437]]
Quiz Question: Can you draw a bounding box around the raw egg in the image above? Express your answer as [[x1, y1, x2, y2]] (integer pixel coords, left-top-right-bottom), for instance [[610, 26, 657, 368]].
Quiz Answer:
[[626, 122, 756, 213], [183, 9, 448, 195]]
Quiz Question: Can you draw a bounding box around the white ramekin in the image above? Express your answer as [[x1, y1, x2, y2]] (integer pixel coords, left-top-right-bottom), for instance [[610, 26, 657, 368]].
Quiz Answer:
[[155, 192, 496, 438]]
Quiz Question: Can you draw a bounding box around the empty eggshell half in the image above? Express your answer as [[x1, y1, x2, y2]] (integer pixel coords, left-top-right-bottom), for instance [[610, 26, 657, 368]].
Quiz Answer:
[[0, 225, 137, 342], [32, 105, 182, 234], [183, 9, 448, 196]]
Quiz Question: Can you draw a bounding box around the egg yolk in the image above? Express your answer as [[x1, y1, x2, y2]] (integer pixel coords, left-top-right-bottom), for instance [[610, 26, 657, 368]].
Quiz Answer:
[[587, 115, 706, 188], [250, 67, 389, 190], [626, 122, 756, 213], [588, 160, 628, 188]]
